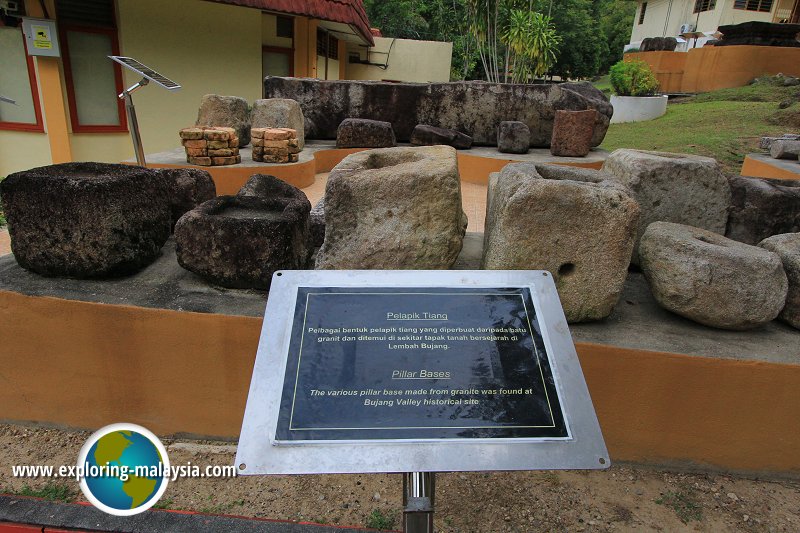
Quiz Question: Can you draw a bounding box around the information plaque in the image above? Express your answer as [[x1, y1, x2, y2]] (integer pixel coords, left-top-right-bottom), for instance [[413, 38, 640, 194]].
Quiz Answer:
[[236, 271, 609, 475]]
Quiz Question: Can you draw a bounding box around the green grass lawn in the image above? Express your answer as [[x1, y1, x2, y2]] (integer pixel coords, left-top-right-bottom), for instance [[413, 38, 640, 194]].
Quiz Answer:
[[600, 78, 800, 174], [592, 75, 612, 95]]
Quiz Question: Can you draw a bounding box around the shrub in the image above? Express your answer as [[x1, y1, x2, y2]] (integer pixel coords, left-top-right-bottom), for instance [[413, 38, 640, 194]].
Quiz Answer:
[[610, 59, 660, 96]]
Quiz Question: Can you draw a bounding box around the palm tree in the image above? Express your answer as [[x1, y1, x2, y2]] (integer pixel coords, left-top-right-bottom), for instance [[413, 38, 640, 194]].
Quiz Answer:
[[467, 0, 560, 84]]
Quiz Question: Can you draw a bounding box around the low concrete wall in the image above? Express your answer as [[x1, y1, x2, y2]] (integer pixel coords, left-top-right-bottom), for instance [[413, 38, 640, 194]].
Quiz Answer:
[[137, 146, 606, 194], [628, 47, 800, 94], [1, 289, 799, 477], [609, 95, 668, 124], [741, 154, 800, 181]]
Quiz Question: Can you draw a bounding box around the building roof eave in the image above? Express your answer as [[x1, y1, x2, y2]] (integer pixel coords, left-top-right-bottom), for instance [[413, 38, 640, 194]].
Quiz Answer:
[[204, 0, 375, 46]]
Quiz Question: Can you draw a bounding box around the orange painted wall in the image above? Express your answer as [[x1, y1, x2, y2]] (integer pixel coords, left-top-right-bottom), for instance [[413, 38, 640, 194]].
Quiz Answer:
[[138, 149, 605, 195], [456, 154, 603, 185], [0, 291, 260, 439], [579, 343, 800, 475], [143, 159, 317, 195], [1, 290, 799, 476], [628, 47, 800, 94], [626, 51, 687, 94], [741, 155, 800, 181]]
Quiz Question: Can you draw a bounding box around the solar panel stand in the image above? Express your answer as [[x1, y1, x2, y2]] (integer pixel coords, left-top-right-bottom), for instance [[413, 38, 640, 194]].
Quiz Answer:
[[108, 56, 181, 168], [118, 77, 149, 166]]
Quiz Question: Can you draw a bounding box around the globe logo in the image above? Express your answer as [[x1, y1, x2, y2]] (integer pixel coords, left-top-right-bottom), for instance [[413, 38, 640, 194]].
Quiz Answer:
[[76, 423, 169, 516]]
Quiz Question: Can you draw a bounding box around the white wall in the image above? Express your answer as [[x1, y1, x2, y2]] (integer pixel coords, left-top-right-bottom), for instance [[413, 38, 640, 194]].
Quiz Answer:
[[630, 0, 781, 46], [346, 37, 452, 83]]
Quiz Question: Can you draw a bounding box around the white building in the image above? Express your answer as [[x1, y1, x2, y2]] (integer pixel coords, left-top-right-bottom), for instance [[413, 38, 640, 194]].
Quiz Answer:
[[628, 0, 799, 50]]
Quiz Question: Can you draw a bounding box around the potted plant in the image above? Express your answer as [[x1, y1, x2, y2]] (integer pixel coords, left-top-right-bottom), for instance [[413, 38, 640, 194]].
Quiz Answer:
[[608, 59, 668, 123]]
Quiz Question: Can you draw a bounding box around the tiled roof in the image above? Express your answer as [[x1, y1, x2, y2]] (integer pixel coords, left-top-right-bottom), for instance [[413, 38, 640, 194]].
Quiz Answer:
[[206, 0, 374, 45]]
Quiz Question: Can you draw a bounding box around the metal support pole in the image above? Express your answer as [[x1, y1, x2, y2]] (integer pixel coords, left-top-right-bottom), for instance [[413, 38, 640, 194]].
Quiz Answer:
[[402, 472, 435, 533], [118, 78, 149, 167]]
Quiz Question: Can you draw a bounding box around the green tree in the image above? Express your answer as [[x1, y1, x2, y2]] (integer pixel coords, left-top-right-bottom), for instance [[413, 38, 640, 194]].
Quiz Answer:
[[364, 0, 481, 80], [362, 0, 430, 40], [466, 0, 561, 83], [502, 10, 560, 82], [598, 0, 638, 72]]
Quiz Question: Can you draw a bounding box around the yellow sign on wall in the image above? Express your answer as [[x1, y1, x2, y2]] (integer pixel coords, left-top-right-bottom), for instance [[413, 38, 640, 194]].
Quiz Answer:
[[21, 18, 61, 57], [32, 24, 52, 49]]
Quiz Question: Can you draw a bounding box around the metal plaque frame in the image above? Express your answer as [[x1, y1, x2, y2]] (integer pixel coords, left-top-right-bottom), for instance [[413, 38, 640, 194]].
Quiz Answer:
[[236, 270, 609, 475]]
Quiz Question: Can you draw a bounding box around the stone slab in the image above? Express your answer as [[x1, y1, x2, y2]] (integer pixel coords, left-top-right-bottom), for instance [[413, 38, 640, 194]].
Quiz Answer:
[[264, 77, 612, 147]]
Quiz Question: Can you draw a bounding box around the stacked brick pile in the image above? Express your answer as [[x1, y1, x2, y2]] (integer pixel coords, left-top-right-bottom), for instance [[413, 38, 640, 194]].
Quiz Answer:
[[251, 128, 301, 163], [180, 127, 241, 166]]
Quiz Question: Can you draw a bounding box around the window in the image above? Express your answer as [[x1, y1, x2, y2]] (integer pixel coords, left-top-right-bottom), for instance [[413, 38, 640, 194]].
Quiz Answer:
[[328, 35, 339, 60], [56, 0, 126, 132], [639, 2, 647, 24], [316, 29, 338, 60], [733, 0, 774, 11], [0, 25, 44, 132], [262, 46, 293, 80], [693, 0, 717, 13], [276, 15, 293, 38], [316, 28, 327, 57]]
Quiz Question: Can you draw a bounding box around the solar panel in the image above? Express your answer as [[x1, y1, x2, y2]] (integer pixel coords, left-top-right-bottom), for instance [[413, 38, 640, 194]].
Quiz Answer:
[[0, 95, 17, 105], [108, 56, 181, 91]]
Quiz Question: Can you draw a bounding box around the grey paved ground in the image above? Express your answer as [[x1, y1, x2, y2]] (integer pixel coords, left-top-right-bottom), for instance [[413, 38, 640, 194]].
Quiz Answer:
[[0, 495, 384, 532]]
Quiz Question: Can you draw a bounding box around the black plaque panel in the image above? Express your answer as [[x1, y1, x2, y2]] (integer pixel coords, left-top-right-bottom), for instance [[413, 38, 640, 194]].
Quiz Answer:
[[276, 287, 568, 441]]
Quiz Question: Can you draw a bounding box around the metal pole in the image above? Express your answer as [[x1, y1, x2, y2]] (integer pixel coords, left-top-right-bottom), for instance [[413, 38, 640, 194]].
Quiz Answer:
[[118, 78, 149, 167], [402, 472, 435, 533]]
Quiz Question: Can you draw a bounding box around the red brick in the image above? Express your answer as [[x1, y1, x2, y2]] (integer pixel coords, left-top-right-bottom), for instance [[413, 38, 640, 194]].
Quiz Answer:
[[212, 156, 239, 166], [182, 139, 207, 149], [204, 129, 231, 141], [263, 140, 289, 148], [263, 146, 289, 156], [179, 127, 204, 140], [208, 148, 235, 157], [187, 156, 212, 166], [264, 128, 291, 141]]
